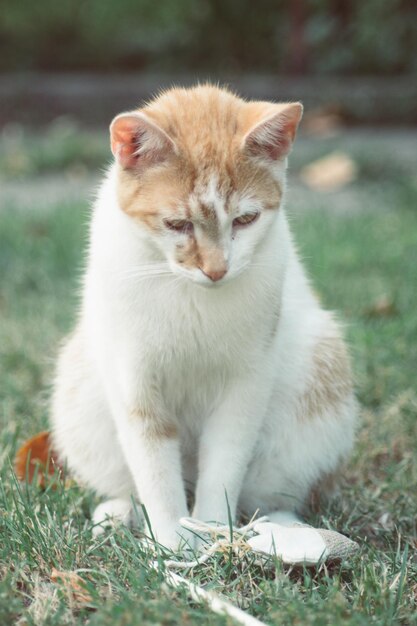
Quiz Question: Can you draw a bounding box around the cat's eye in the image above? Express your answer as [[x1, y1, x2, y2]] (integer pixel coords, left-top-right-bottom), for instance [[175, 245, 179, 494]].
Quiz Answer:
[[164, 219, 194, 234], [233, 212, 260, 228]]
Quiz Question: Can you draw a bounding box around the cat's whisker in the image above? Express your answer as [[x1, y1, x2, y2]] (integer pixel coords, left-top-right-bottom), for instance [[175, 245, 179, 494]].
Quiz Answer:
[[120, 264, 170, 276], [122, 262, 169, 269], [120, 267, 173, 280], [121, 273, 173, 283], [120, 274, 171, 281], [166, 277, 186, 295], [123, 269, 172, 276]]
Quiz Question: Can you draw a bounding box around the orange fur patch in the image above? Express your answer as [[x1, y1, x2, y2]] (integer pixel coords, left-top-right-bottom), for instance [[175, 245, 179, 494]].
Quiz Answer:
[[298, 333, 353, 421]]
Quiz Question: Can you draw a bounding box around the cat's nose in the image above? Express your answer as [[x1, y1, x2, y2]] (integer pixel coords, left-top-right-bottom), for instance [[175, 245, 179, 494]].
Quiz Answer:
[[201, 267, 227, 282]]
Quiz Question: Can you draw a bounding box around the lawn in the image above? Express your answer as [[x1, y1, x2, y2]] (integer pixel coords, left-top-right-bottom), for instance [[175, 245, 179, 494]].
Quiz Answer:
[[0, 128, 416, 625]]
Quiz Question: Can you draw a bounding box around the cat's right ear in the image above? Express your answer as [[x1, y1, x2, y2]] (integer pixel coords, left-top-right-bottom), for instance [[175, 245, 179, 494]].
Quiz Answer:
[[242, 103, 303, 163], [110, 112, 176, 170]]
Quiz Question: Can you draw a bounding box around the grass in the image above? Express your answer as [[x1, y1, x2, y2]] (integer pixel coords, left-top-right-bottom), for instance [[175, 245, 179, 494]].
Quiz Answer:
[[1, 130, 417, 625]]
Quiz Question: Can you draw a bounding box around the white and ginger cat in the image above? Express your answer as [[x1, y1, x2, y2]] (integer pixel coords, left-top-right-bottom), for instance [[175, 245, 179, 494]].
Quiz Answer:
[[51, 85, 357, 549]]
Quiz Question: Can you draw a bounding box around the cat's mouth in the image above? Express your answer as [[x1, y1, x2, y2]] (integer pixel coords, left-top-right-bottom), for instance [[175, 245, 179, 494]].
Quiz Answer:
[[171, 259, 250, 287], [191, 267, 249, 289], [198, 277, 228, 288], [173, 267, 229, 288], [192, 261, 252, 288], [187, 272, 229, 288]]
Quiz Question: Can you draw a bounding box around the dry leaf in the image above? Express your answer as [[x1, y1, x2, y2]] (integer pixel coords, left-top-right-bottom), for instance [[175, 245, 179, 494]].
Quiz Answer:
[[50, 568, 92, 605], [364, 295, 398, 318], [14, 431, 63, 486], [300, 152, 357, 191], [377, 512, 393, 530]]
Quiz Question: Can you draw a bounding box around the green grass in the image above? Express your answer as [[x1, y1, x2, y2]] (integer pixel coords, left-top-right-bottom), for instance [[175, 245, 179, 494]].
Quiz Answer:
[[1, 133, 417, 625]]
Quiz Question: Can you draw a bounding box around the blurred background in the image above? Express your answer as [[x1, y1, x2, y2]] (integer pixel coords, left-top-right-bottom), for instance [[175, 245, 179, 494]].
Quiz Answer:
[[1, 0, 417, 125], [1, 0, 416, 203]]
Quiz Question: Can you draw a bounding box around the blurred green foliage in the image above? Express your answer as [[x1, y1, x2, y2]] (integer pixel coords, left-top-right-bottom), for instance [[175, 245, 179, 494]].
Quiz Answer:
[[0, 0, 415, 74]]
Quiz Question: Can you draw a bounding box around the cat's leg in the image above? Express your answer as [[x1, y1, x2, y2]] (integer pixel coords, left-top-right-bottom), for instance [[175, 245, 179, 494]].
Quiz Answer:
[[192, 374, 271, 525], [116, 418, 192, 549], [249, 306, 357, 522], [53, 330, 190, 549], [106, 370, 191, 550], [51, 328, 135, 502], [92, 498, 141, 536], [239, 386, 356, 525]]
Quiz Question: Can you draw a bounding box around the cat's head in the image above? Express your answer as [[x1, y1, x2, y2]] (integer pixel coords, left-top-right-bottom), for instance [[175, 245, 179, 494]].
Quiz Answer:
[[110, 85, 302, 286]]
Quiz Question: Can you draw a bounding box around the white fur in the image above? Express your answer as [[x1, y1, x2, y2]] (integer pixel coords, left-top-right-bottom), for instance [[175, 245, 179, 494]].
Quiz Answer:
[[51, 164, 357, 549], [93, 498, 139, 536]]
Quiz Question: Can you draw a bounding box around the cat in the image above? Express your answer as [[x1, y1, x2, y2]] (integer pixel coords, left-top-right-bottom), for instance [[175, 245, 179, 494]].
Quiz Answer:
[[51, 84, 357, 550]]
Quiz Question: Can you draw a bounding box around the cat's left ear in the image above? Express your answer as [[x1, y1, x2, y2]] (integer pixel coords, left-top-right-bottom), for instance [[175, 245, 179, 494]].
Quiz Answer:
[[110, 111, 176, 170], [242, 103, 303, 162]]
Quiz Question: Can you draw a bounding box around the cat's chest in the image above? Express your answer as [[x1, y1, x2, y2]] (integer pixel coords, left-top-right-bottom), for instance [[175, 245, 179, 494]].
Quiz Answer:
[[92, 270, 281, 399], [125, 279, 274, 369]]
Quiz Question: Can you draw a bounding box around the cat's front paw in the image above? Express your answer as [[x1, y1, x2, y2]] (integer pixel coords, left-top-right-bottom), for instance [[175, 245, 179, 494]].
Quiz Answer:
[[92, 498, 140, 537], [147, 522, 196, 553]]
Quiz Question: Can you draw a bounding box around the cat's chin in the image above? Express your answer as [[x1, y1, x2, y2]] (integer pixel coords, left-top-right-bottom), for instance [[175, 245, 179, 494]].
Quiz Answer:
[[196, 279, 227, 289]]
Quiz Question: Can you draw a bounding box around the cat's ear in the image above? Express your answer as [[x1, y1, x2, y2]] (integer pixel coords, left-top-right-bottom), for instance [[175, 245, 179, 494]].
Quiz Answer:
[[242, 103, 303, 162], [110, 112, 176, 170]]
